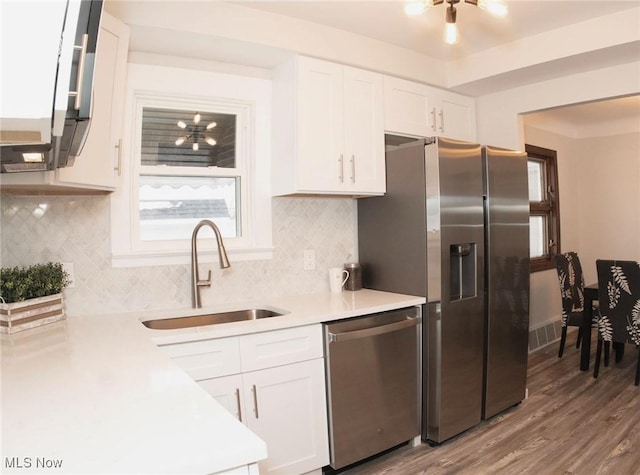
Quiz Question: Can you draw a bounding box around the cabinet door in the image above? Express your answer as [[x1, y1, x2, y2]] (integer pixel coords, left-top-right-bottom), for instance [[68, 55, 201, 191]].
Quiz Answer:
[[297, 57, 344, 192], [383, 76, 433, 137], [56, 12, 129, 189], [343, 67, 385, 194], [434, 91, 476, 142], [198, 374, 246, 422], [243, 359, 329, 475]]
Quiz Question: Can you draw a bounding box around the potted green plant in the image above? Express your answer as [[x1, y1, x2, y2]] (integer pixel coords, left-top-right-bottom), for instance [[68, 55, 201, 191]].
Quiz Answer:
[[0, 262, 70, 334]]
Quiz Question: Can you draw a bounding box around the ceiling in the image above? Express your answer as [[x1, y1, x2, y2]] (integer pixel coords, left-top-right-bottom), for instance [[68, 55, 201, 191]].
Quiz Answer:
[[107, 0, 640, 131], [523, 94, 640, 137], [235, 1, 639, 61], [230, 0, 640, 129]]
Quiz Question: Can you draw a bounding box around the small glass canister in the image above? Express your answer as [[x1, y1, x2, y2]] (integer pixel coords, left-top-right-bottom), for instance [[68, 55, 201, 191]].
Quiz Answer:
[[343, 262, 362, 291]]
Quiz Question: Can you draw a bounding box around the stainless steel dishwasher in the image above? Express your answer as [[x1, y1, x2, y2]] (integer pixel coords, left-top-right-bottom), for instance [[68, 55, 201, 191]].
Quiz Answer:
[[324, 306, 420, 470]]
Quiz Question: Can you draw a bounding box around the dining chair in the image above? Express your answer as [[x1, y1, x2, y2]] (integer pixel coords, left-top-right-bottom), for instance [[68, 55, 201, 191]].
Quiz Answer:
[[594, 259, 640, 386], [554, 252, 591, 358]]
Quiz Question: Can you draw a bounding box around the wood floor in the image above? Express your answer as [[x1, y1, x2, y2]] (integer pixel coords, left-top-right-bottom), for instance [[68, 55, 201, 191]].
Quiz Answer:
[[343, 331, 640, 475]]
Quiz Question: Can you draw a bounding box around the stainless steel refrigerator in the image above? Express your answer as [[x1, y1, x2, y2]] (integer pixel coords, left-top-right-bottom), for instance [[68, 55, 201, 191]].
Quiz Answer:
[[358, 136, 529, 444]]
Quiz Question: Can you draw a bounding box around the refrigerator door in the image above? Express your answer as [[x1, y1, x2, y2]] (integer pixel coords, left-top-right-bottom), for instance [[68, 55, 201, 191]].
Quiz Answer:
[[482, 145, 530, 419], [358, 138, 428, 298], [425, 137, 485, 444]]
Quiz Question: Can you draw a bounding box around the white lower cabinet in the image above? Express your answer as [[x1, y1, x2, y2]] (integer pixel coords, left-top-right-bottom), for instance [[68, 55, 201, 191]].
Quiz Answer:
[[199, 374, 245, 421], [214, 463, 259, 475], [159, 325, 329, 475]]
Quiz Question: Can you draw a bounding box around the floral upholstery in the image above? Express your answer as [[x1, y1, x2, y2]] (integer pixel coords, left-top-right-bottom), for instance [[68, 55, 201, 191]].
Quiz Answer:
[[554, 252, 586, 327], [553, 252, 599, 358], [594, 259, 640, 386]]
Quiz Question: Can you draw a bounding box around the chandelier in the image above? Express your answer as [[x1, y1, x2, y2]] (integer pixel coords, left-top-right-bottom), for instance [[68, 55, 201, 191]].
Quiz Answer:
[[404, 0, 508, 45], [174, 113, 217, 151]]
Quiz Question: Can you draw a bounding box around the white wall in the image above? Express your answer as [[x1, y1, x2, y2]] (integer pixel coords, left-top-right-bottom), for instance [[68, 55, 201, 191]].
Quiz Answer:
[[476, 62, 640, 150], [575, 132, 640, 283], [523, 126, 578, 329]]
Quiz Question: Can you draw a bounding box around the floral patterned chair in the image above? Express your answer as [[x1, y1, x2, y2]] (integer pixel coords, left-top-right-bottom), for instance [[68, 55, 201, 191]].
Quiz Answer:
[[554, 252, 589, 358], [594, 259, 640, 386]]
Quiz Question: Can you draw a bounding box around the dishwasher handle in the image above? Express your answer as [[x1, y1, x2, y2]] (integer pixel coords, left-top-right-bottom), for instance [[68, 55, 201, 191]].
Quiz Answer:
[[328, 316, 418, 343]]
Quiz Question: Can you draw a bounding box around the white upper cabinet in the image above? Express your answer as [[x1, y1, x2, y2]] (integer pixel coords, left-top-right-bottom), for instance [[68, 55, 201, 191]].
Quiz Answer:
[[0, 12, 129, 194], [383, 76, 433, 138], [383, 75, 476, 142], [273, 56, 385, 196], [56, 12, 129, 190]]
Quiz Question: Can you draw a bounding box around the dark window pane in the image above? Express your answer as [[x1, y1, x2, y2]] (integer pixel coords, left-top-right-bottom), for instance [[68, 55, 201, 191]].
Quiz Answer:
[[141, 108, 236, 168]]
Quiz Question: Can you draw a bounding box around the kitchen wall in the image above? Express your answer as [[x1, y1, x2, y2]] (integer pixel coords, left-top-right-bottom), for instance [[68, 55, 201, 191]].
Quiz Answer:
[[1, 195, 356, 317], [575, 131, 640, 279]]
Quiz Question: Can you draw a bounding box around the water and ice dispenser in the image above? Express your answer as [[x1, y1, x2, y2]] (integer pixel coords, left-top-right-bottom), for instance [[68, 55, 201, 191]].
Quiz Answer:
[[449, 243, 477, 301]]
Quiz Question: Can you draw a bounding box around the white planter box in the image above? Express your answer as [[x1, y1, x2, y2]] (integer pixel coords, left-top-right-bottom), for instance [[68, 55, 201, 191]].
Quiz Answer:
[[0, 294, 65, 334]]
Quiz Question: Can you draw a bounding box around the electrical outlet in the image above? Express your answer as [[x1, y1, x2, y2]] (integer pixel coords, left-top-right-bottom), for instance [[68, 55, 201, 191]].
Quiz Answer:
[[62, 262, 75, 289], [303, 250, 316, 271]]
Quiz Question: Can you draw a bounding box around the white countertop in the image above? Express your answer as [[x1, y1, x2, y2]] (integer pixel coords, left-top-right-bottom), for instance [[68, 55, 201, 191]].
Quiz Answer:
[[0, 289, 424, 474], [138, 289, 426, 345]]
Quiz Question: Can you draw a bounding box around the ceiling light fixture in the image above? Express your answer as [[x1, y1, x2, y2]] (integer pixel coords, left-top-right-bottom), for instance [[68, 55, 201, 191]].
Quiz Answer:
[[174, 113, 217, 151], [405, 0, 508, 45]]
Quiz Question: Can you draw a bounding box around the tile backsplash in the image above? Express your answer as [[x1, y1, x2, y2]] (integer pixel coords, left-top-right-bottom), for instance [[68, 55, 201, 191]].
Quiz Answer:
[[1, 195, 356, 316]]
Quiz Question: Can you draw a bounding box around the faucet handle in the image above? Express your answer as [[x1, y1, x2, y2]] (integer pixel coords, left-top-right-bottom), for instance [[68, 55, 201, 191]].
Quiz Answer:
[[197, 270, 212, 288]]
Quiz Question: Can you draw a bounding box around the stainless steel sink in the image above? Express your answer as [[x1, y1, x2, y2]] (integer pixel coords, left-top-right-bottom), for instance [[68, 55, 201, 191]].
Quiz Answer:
[[141, 308, 285, 330]]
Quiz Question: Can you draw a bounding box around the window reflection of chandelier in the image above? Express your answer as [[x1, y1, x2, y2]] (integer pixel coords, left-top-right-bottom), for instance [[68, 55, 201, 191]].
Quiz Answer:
[[174, 113, 217, 151]]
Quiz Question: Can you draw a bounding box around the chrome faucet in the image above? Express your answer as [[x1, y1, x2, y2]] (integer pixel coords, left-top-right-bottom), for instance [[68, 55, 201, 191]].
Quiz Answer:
[[191, 219, 231, 308]]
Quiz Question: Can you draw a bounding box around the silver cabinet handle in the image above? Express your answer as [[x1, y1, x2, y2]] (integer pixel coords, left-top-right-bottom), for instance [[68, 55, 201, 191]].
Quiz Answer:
[[235, 388, 243, 422], [431, 107, 437, 131], [350, 154, 355, 183], [438, 109, 445, 133], [115, 139, 123, 176], [328, 316, 418, 343], [69, 34, 89, 110], [338, 154, 344, 183], [251, 384, 259, 419]]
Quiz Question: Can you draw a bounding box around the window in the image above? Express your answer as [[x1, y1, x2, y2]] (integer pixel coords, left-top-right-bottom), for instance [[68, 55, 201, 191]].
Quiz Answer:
[[526, 144, 560, 272], [111, 63, 273, 267], [138, 107, 242, 242]]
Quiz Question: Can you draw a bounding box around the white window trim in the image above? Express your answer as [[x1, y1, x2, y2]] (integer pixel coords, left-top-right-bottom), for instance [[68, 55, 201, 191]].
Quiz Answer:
[[111, 63, 273, 267]]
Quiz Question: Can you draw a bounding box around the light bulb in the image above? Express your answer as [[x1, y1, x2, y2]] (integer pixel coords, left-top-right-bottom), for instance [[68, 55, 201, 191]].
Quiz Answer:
[[193, 113, 201, 124], [206, 122, 217, 130], [444, 21, 459, 44], [177, 120, 187, 129], [205, 136, 217, 146], [192, 142, 199, 151], [444, 5, 458, 45], [478, 0, 508, 17], [404, 0, 433, 16], [175, 136, 186, 146]]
